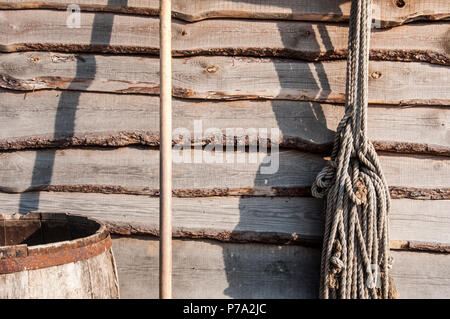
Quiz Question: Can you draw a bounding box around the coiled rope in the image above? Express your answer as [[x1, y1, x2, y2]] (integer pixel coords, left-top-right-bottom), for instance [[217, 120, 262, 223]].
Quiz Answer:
[[311, 0, 397, 299]]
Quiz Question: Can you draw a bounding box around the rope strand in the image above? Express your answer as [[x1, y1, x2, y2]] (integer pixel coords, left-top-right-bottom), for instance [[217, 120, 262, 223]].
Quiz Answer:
[[312, 0, 397, 299]]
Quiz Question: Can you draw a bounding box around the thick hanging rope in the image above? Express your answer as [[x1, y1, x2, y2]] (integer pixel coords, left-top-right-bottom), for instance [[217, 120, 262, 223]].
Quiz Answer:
[[311, 0, 397, 299]]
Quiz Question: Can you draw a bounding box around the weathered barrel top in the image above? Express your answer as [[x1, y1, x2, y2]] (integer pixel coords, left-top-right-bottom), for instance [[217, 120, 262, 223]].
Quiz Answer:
[[0, 0, 449, 298], [0, 212, 119, 298]]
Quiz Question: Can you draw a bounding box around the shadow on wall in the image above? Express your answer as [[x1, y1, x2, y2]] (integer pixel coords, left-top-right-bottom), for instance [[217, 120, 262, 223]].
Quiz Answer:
[[222, 0, 344, 298], [16, 0, 343, 299], [18, 0, 129, 213]]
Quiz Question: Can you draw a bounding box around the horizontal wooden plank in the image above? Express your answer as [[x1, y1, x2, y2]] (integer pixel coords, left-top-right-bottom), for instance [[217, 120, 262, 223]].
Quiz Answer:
[[390, 250, 450, 299], [0, 0, 448, 27], [0, 90, 448, 156], [1, 192, 448, 249], [111, 237, 450, 298], [112, 237, 321, 299], [1, 53, 449, 105], [0, 147, 323, 194], [0, 147, 447, 195], [0, 10, 448, 65]]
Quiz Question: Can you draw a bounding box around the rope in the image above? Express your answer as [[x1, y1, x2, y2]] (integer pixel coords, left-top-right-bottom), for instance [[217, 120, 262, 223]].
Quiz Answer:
[[311, 0, 398, 299]]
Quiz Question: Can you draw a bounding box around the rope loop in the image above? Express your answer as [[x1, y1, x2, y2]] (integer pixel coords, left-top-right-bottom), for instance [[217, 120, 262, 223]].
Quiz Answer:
[[312, 0, 396, 299]]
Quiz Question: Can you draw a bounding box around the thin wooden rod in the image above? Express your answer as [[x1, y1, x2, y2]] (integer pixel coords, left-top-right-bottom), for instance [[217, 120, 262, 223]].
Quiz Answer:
[[159, 0, 172, 299]]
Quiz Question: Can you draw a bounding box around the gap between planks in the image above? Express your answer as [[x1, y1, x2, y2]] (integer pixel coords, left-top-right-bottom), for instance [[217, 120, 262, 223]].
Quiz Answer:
[[1, 134, 448, 157]]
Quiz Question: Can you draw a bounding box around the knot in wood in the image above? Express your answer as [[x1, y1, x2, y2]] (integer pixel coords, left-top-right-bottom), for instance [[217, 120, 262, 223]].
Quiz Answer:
[[371, 71, 382, 79], [29, 56, 41, 63], [394, 0, 406, 8], [205, 65, 219, 74]]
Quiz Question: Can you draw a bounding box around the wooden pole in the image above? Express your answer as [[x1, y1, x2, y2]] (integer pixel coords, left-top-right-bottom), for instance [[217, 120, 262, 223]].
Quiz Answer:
[[159, 0, 172, 299]]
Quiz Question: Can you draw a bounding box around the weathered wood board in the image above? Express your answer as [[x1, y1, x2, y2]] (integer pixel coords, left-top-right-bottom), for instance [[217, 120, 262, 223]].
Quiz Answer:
[[0, 0, 448, 301], [0, 0, 448, 27], [0, 147, 448, 195], [1, 192, 448, 249], [0, 147, 324, 194], [389, 250, 450, 299], [0, 90, 448, 155], [112, 236, 321, 299], [0, 10, 448, 64], [0, 248, 119, 298], [1, 53, 449, 105], [111, 237, 450, 299]]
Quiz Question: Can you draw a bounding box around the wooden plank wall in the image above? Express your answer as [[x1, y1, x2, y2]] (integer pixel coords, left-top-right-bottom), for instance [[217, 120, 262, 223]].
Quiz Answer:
[[0, 0, 449, 298]]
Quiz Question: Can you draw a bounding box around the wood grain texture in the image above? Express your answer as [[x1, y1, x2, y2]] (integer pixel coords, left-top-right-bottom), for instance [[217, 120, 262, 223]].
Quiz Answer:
[[0, 248, 119, 298], [111, 237, 450, 298], [0, 90, 448, 156], [1, 53, 449, 105], [24, 261, 92, 298], [0, 147, 448, 195], [390, 250, 450, 299], [112, 236, 321, 299], [0, 0, 448, 27], [0, 271, 29, 298], [0, 147, 324, 194], [1, 192, 448, 249], [0, 10, 448, 65]]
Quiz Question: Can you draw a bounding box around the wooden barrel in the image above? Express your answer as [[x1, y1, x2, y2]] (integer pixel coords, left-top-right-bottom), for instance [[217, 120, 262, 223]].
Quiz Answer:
[[0, 212, 120, 298]]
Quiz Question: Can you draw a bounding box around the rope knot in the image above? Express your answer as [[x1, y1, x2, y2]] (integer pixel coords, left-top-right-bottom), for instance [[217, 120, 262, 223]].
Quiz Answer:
[[330, 241, 345, 273], [315, 0, 394, 299], [311, 161, 336, 198], [330, 256, 345, 272], [329, 240, 345, 289]]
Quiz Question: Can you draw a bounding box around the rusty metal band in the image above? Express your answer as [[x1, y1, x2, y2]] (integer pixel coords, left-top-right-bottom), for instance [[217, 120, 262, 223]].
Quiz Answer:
[[0, 235, 112, 275]]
